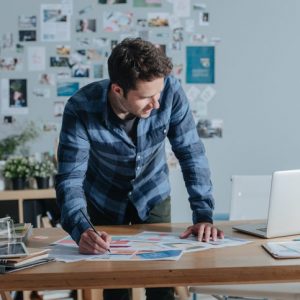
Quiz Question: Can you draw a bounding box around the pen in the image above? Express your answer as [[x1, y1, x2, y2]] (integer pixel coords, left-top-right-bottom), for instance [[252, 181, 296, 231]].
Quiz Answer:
[[79, 208, 111, 253]]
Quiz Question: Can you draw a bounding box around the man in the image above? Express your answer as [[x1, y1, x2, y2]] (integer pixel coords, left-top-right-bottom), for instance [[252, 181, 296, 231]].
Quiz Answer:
[[56, 38, 224, 300]]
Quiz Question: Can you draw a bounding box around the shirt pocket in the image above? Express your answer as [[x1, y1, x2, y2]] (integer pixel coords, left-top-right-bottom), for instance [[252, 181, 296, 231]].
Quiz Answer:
[[149, 125, 169, 146]]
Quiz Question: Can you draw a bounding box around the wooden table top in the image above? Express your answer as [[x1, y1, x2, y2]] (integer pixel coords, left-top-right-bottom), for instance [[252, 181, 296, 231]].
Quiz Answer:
[[1, 221, 300, 291]]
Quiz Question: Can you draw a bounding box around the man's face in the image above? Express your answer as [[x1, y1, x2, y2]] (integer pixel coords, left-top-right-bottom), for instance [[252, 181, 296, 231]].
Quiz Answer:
[[120, 77, 164, 118]]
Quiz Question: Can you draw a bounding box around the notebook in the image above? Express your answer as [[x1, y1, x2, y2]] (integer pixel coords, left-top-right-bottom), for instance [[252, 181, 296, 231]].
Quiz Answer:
[[232, 169, 300, 238]]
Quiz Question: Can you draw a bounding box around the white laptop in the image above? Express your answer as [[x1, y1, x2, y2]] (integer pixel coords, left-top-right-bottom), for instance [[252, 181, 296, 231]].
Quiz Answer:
[[232, 169, 300, 238]]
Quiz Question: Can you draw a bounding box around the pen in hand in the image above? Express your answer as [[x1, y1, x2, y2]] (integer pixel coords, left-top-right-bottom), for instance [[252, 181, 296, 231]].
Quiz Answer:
[[79, 208, 111, 253]]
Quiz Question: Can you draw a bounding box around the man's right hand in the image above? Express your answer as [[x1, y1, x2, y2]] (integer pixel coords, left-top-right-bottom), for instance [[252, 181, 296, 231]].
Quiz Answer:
[[79, 228, 111, 254]]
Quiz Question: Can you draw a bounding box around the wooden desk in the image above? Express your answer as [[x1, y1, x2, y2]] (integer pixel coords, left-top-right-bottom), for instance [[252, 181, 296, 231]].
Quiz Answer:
[[1, 221, 300, 292], [0, 189, 56, 223]]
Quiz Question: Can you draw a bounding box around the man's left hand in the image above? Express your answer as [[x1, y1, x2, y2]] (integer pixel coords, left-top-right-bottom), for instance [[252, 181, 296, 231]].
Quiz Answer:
[[180, 222, 224, 242]]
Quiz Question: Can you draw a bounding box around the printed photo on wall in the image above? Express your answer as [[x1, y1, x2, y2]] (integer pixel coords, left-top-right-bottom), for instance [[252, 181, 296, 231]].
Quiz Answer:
[[186, 46, 215, 84], [76, 19, 96, 33], [0, 79, 28, 115], [103, 11, 133, 32], [148, 12, 169, 27], [197, 119, 223, 139], [50, 56, 69, 67], [18, 16, 37, 29], [56, 45, 71, 56], [54, 101, 65, 117], [2, 33, 14, 50], [41, 4, 71, 42], [93, 64, 104, 78], [19, 30, 36, 42], [0, 57, 23, 71], [3, 116, 15, 124], [71, 64, 90, 77], [32, 88, 50, 98], [9, 79, 27, 108], [199, 11, 209, 26], [39, 73, 55, 85], [57, 82, 79, 97], [133, 0, 161, 7]]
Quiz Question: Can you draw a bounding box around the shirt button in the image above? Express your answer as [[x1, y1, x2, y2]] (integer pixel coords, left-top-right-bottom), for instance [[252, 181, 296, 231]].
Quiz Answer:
[[136, 166, 140, 170], [137, 155, 141, 160], [128, 192, 132, 196], [163, 129, 167, 134]]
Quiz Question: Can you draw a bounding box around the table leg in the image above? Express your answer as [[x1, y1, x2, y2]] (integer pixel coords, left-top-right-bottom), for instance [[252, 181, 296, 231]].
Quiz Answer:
[[132, 288, 145, 300], [18, 199, 24, 223], [82, 289, 103, 300]]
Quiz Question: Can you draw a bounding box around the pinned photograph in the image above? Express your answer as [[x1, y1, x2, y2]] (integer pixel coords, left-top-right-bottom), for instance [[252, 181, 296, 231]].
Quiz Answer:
[[16, 43, 25, 53], [41, 4, 71, 42], [103, 11, 133, 32], [39, 73, 55, 85], [148, 13, 169, 27], [197, 119, 223, 139], [200, 86, 216, 103], [50, 57, 69, 67], [0, 57, 23, 71], [2, 33, 14, 50], [9, 79, 27, 108], [3, 116, 15, 124], [93, 64, 104, 78], [43, 8, 67, 22], [133, 0, 161, 7], [199, 11, 209, 26], [76, 19, 96, 33], [32, 88, 50, 98], [71, 64, 90, 78], [18, 16, 37, 29], [19, 30, 36, 42], [56, 45, 71, 56], [54, 101, 65, 117], [57, 82, 79, 97]]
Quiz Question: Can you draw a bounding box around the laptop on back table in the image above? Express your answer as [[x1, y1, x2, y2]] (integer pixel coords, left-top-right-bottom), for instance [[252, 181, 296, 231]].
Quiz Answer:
[[232, 169, 300, 238]]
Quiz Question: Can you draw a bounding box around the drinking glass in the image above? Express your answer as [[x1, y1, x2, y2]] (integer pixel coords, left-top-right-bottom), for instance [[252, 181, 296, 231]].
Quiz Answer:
[[0, 217, 16, 245]]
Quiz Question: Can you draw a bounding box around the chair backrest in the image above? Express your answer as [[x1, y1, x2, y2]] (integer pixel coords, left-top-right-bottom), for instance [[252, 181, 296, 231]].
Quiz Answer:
[[229, 175, 272, 221]]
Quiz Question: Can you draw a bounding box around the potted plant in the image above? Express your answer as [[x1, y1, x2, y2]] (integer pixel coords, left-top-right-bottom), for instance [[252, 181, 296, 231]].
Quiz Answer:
[[30, 159, 57, 189], [3, 156, 31, 190]]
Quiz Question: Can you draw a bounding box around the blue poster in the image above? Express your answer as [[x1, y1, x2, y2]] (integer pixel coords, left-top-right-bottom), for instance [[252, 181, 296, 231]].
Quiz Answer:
[[186, 46, 215, 84], [57, 82, 79, 97]]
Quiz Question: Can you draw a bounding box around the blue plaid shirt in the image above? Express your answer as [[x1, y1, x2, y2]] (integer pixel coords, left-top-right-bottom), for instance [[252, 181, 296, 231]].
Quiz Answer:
[[56, 76, 214, 243]]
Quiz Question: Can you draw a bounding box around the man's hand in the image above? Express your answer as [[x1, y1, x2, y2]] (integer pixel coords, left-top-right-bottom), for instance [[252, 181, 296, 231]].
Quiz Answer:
[[79, 228, 111, 254], [180, 222, 224, 242]]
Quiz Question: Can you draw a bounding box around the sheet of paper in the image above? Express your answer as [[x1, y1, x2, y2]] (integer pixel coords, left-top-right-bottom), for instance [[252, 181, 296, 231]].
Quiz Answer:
[[49, 232, 251, 262]]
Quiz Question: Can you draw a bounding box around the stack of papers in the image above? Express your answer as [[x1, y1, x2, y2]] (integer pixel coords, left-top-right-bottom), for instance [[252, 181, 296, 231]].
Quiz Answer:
[[263, 241, 300, 258], [49, 231, 251, 262], [0, 248, 53, 273]]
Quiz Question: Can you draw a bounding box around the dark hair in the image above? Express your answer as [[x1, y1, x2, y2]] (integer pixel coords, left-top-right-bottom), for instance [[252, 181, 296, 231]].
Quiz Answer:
[[108, 38, 173, 96]]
